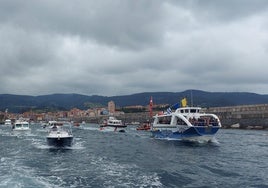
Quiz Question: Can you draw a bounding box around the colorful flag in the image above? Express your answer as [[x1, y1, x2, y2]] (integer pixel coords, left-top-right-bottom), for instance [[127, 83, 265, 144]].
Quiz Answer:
[[166, 107, 172, 114], [165, 102, 179, 114], [181, 98, 187, 107]]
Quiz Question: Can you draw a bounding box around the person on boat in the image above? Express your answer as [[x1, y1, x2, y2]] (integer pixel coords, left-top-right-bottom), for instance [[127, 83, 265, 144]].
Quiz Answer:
[[52, 125, 57, 131]]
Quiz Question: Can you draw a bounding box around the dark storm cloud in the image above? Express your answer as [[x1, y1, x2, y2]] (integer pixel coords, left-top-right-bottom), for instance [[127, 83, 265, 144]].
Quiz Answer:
[[0, 0, 268, 96], [0, 1, 165, 49]]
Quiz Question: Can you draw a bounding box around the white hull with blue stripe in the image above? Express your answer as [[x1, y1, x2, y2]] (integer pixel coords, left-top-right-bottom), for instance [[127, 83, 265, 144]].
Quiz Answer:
[[151, 106, 221, 142]]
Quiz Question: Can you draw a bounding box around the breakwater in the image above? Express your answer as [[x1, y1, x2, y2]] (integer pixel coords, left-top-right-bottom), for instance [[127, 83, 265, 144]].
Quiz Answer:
[[72, 112, 150, 125], [118, 105, 268, 129], [204, 104, 268, 129]]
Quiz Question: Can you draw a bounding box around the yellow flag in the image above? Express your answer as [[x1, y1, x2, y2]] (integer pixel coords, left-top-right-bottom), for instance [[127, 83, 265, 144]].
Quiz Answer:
[[181, 98, 187, 107]]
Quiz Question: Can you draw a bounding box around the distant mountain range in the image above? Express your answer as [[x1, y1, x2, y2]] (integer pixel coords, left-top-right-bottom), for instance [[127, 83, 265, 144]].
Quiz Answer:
[[1, 90, 268, 113]]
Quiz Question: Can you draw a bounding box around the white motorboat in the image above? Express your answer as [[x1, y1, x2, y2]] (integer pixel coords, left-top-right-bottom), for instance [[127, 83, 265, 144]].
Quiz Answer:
[[46, 121, 73, 147], [13, 120, 30, 131], [4, 119, 12, 125], [100, 117, 127, 132]]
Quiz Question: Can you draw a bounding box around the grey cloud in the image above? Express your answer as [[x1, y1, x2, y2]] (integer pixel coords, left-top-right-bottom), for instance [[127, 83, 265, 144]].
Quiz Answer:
[[0, 0, 166, 50], [0, 0, 268, 96], [169, 0, 268, 23]]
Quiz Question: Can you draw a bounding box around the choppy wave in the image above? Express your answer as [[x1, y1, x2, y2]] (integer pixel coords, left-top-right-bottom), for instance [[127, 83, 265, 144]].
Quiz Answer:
[[0, 124, 268, 187]]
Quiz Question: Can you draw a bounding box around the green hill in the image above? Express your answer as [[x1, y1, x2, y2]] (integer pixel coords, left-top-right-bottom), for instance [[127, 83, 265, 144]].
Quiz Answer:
[[1, 90, 268, 113]]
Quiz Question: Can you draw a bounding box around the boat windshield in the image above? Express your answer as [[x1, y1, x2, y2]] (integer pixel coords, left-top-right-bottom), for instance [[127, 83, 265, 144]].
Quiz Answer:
[[190, 109, 198, 113], [157, 116, 172, 124], [179, 108, 200, 114], [16, 124, 22, 128]]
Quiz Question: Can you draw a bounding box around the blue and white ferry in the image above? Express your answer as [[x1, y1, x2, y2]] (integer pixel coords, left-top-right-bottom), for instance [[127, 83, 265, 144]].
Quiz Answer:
[[151, 100, 221, 142]]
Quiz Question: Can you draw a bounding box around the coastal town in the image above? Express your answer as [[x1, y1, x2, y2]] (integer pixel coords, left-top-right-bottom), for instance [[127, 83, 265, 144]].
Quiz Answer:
[[0, 100, 167, 125], [2, 97, 268, 130]]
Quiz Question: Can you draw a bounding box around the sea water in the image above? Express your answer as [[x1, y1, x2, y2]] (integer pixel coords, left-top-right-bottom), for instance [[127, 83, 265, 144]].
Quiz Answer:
[[0, 124, 267, 188]]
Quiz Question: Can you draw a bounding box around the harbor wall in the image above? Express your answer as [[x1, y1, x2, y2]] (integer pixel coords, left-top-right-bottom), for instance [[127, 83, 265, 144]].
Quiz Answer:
[[120, 104, 268, 129], [74, 104, 268, 129], [203, 104, 268, 129], [73, 112, 150, 124]]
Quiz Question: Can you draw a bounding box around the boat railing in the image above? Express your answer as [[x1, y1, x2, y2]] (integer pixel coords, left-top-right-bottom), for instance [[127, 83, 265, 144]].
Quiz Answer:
[[48, 122, 73, 134], [188, 116, 221, 127], [153, 124, 177, 128]]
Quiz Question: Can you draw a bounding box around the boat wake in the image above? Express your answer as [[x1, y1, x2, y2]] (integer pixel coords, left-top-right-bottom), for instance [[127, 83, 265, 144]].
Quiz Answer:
[[82, 126, 100, 131], [33, 141, 85, 150], [152, 136, 220, 146], [88, 156, 162, 187], [0, 156, 56, 188]]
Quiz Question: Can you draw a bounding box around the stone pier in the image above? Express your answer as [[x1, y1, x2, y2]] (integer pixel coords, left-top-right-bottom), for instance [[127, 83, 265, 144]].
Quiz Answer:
[[204, 104, 268, 129]]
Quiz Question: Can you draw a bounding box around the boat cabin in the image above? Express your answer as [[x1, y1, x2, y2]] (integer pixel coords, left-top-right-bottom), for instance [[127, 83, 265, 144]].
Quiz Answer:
[[176, 107, 200, 114], [153, 107, 220, 127], [13, 121, 30, 130]]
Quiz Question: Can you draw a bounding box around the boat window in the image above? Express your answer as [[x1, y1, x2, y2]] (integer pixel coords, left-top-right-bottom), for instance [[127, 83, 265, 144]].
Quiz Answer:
[[176, 118, 187, 125], [185, 109, 189, 113], [158, 116, 172, 124], [180, 110, 184, 113], [190, 109, 196, 113]]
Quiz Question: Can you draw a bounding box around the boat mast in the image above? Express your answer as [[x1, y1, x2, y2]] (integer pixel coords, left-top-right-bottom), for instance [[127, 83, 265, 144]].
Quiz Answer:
[[149, 96, 153, 118], [190, 90, 193, 107]]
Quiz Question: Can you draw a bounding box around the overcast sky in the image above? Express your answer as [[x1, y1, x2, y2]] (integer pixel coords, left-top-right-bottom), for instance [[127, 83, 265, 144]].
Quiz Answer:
[[1, 0, 268, 96]]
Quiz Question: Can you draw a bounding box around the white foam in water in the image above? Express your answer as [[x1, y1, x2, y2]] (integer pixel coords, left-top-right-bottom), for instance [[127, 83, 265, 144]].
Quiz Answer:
[[89, 156, 162, 187], [34, 143, 52, 149], [98, 127, 116, 132], [83, 126, 100, 131], [0, 156, 55, 188], [70, 140, 86, 150], [31, 137, 85, 150], [209, 137, 220, 145]]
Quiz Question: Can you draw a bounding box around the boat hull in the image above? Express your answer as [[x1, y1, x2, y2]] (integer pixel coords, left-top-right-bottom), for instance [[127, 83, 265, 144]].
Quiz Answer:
[[151, 126, 220, 142], [46, 137, 73, 147], [99, 126, 126, 132], [101, 124, 127, 128], [13, 128, 31, 131]]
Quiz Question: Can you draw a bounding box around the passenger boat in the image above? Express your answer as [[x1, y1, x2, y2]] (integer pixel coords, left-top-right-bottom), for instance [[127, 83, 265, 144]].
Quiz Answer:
[[46, 121, 73, 147], [12, 120, 30, 131], [100, 117, 127, 132], [151, 98, 221, 142]]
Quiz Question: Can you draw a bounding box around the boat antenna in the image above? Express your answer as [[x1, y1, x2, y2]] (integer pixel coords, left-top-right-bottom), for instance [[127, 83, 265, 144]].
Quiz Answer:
[[190, 90, 193, 107]]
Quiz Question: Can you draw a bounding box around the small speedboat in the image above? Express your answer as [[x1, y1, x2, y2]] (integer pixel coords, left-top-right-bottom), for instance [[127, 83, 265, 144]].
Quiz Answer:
[[46, 122, 73, 147]]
